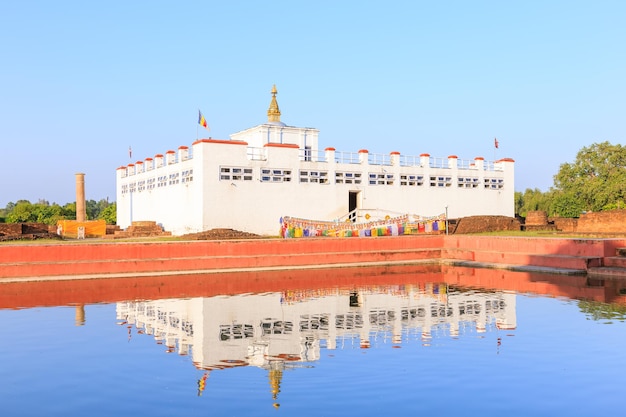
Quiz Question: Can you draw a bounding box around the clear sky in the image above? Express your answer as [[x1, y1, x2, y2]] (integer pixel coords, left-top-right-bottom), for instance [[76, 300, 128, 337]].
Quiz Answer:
[[1, 1, 624, 207]]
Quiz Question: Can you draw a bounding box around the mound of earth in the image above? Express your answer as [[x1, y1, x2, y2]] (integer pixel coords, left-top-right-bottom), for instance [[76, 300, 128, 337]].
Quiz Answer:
[[180, 228, 262, 240], [453, 215, 520, 234]]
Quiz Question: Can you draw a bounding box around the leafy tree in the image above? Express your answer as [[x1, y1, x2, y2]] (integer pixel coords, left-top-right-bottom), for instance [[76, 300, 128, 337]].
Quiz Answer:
[[86, 198, 112, 220], [2, 198, 117, 225], [5, 200, 66, 225], [553, 141, 626, 214], [549, 191, 584, 218], [99, 202, 117, 224], [5, 201, 36, 223], [515, 188, 553, 218], [62, 202, 77, 220]]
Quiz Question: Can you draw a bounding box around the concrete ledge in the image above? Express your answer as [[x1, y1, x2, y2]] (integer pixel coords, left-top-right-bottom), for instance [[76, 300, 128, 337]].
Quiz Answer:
[[0, 248, 442, 279], [3, 235, 626, 281]]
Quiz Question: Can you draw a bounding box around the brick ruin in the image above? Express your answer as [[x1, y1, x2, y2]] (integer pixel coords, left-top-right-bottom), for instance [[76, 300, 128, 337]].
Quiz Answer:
[[104, 221, 172, 239], [0, 223, 60, 241], [450, 215, 521, 234], [524, 210, 626, 235]]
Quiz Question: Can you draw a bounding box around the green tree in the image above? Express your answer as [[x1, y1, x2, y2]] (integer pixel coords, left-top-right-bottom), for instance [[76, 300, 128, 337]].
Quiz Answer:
[[62, 202, 77, 220], [3, 198, 116, 225], [5, 201, 36, 223], [86, 198, 112, 220], [515, 188, 553, 218], [99, 202, 117, 224], [553, 141, 626, 214], [549, 191, 584, 218], [5, 200, 67, 225]]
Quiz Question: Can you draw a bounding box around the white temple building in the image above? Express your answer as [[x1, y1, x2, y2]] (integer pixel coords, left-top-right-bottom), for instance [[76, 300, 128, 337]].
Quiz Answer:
[[116, 86, 515, 236]]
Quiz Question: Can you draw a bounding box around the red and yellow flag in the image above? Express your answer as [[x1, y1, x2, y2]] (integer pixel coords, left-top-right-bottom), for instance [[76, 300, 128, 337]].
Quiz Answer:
[[198, 110, 209, 130]]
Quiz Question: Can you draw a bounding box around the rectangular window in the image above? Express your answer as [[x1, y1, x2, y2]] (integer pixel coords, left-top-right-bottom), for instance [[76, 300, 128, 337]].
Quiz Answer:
[[336, 171, 362, 185], [221, 166, 254, 181], [260, 168, 292, 182], [430, 176, 452, 187], [484, 178, 504, 189], [299, 170, 329, 184]]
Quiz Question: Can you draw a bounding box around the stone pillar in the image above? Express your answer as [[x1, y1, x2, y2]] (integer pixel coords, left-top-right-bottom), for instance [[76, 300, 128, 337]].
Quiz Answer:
[[75, 173, 86, 222], [75, 305, 85, 326]]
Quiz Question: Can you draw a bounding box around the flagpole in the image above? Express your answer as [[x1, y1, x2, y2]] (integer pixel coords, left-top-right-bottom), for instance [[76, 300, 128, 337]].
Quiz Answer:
[[493, 137, 498, 161]]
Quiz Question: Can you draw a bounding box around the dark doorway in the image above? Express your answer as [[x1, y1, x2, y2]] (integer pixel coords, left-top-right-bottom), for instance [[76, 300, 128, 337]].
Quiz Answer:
[[348, 191, 359, 222]]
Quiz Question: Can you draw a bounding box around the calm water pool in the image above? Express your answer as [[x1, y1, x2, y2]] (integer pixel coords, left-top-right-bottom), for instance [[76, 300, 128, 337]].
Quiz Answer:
[[1, 265, 625, 416]]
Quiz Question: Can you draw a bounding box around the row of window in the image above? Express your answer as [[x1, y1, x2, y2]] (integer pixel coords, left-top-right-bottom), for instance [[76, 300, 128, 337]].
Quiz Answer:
[[122, 167, 503, 194], [120, 303, 195, 337], [217, 314, 364, 341], [221, 166, 504, 189], [120, 170, 194, 194]]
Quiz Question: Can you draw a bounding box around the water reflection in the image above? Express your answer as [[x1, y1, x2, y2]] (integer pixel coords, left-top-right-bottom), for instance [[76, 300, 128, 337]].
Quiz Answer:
[[2, 265, 626, 415], [116, 283, 516, 403], [119, 285, 513, 359]]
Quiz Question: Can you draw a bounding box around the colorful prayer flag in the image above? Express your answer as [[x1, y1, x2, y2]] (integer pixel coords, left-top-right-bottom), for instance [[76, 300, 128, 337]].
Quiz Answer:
[[198, 110, 209, 130]]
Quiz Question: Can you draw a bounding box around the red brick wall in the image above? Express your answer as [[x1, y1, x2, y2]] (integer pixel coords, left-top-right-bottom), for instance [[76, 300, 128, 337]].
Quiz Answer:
[[577, 210, 626, 233], [550, 217, 577, 232], [526, 211, 548, 226], [0, 224, 23, 236]]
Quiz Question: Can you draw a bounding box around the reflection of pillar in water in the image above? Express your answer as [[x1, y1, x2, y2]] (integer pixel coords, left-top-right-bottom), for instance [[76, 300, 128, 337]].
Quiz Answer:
[[75, 173, 86, 222], [449, 321, 459, 337], [269, 360, 284, 409], [477, 299, 487, 333], [75, 304, 85, 326], [393, 307, 402, 344]]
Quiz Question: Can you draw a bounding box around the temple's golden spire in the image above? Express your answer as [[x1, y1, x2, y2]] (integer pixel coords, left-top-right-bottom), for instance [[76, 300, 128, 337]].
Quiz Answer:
[[267, 84, 281, 123], [268, 361, 284, 409]]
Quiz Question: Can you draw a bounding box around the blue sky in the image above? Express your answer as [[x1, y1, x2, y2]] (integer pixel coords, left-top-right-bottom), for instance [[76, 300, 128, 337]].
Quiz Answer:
[[1, 1, 624, 207]]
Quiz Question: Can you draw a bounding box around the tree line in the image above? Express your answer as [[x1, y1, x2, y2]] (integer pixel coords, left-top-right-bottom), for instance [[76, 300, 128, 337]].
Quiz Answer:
[[515, 141, 626, 218], [0, 199, 116, 225]]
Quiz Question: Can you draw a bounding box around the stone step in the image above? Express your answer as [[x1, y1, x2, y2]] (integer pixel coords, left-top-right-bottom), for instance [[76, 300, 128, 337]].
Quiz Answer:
[[442, 247, 601, 271], [0, 248, 442, 279], [0, 236, 444, 264], [472, 251, 602, 271], [587, 266, 626, 278], [603, 256, 626, 268]]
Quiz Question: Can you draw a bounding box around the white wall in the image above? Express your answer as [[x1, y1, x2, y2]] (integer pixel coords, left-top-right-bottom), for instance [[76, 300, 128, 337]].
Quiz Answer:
[[117, 134, 515, 236]]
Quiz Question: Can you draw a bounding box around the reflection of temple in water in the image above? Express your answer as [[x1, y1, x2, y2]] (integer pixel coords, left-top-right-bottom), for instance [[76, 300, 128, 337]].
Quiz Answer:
[[116, 283, 516, 372], [115, 283, 516, 404]]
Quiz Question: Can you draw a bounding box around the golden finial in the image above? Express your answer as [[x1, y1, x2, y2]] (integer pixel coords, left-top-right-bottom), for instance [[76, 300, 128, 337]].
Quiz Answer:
[[268, 360, 284, 408], [267, 84, 281, 123]]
